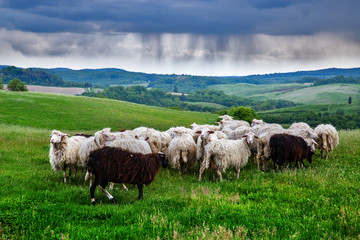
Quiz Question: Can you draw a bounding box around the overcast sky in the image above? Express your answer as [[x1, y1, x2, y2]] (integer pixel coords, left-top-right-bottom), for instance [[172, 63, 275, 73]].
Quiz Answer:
[[0, 0, 359, 76]]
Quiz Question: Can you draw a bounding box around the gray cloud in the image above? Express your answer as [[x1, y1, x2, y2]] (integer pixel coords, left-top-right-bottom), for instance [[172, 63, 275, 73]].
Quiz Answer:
[[0, 0, 359, 36]]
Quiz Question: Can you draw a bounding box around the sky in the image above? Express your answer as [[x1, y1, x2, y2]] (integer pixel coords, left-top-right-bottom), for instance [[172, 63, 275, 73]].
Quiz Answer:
[[0, 0, 359, 76]]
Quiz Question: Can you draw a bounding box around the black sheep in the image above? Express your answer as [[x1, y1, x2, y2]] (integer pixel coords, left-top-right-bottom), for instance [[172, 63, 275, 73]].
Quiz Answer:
[[87, 146, 167, 204], [269, 134, 314, 170]]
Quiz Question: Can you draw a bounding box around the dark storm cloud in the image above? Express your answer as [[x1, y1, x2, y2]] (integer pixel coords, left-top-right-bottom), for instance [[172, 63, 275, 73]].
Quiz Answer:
[[0, 0, 359, 36]]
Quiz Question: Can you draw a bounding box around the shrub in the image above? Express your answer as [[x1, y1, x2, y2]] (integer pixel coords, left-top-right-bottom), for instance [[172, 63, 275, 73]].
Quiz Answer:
[[7, 78, 28, 91]]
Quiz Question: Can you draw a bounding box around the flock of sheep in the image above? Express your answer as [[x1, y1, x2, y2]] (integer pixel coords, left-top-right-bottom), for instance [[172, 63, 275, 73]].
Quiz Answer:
[[49, 115, 339, 203]]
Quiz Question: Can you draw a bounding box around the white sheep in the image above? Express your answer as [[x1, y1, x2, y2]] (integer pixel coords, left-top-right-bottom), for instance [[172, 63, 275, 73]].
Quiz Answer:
[[166, 126, 197, 141], [218, 120, 250, 130], [251, 119, 265, 127], [167, 128, 197, 177], [314, 124, 339, 159], [49, 130, 87, 183], [190, 122, 220, 132], [199, 132, 257, 181], [133, 127, 163, 153], [288, 122, 312, 130], [196, 128, 228, 165], [218, 115, 234, 121]]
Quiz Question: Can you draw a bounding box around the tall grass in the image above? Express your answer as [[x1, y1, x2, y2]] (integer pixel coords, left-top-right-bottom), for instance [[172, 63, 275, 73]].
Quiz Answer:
[[0, 124, 359, 239]]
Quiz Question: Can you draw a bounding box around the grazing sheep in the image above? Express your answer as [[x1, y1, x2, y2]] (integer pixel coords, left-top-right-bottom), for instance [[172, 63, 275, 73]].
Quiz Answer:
[[166, 126, 197, 141], [167, 129, 197, 177], [251, 119, 265, 127], [190, 123, 220, 132], [196, 128, 228, 165], [106, 135, 152, 191], [314, 124, 339, 159], [218, 120, 250, 130], [256, 129, 286, 171], [288, 122, 312, 130], [133, 127, 163, 153], [218, 115, 234, 121], [49, 130, 87, 183], [286, 127, 318, 152], [87, 147, 168, 204], [268, 134, 314, 170], [78, 128, 115, 170], [199, 132, 257, 181]]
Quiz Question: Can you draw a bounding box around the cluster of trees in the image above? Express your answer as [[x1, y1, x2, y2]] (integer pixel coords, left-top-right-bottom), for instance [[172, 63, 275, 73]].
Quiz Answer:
[[0, 66, 91, 88], [260, 111, 360, 130], [82, 86, 297, 113]]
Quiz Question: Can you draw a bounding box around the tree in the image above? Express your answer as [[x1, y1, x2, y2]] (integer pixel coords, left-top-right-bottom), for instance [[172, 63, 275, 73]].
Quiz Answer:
[[7, 78, 28, 91], [229, 106, 258, 123], [348, 96, 352, 104], [174, 85, 178, 93], [0, 78, 3, 90]]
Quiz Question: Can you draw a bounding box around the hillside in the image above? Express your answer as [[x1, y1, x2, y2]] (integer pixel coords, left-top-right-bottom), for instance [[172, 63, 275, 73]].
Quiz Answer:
[[211, 83, 360, 105], [0, 90, 217, 131], [35, 67, 360, 91]]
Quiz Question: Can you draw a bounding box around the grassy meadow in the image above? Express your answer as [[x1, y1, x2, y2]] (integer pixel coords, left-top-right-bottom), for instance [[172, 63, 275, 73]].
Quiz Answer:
[[210, 83, 360, 105], [0, 91, 360, 239]]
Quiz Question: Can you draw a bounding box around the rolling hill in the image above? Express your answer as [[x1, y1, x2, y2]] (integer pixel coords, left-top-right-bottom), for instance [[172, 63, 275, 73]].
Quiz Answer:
[[0, 90, 218, 131]]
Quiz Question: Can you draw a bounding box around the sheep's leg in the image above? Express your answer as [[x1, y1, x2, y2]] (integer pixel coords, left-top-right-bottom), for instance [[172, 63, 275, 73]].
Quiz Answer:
[[122, 184, 128, 191], [99, 185, 116, 204], [68, 167, 72, 183], [131, 184, 144, 203], [199, 162, 207, 182], [235, 168, 240, 178], [217, 170, 223, 182], [90, 179, 99, 205], [320, 148, 324, 159], [63, 168, 67, 183], [109, 182, 114, 190]]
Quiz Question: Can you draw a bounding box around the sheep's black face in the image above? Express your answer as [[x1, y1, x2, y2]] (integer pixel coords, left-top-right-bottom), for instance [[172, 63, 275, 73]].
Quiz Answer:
[[158, 152, 168, 168], [307, 148, 314, 164]]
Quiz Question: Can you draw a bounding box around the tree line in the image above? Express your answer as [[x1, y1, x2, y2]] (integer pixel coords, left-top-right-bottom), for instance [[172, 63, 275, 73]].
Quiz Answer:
[[0, 66, 92, 88], [82, 86, 297, 113]]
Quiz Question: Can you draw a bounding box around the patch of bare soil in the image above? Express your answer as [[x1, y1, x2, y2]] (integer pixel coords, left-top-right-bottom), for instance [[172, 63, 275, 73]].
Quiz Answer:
[[3, 85, 85, 95]]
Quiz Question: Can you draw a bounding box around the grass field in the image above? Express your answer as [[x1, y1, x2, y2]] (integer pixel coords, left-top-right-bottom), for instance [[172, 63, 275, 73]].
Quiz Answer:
[[0, 91, 218, 132], [0, 91, 359, 239], [209, 83, 360, 106]]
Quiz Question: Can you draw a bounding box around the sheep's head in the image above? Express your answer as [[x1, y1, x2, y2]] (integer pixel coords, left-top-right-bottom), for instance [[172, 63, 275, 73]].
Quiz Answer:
[[251, 119, 264, 127], [310, 139, 318, 153], [306, 128, 318, 139], [242, 131, 258, 145], [158, 152, 168, 168], [50, 130, 67, 144], [95, 128, 115, 146]]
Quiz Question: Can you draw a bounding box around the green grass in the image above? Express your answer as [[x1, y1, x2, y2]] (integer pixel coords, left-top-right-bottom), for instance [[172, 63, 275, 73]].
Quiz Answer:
[[0, 125, 359, 239], [0, 91, 217, 132], [209, 83, 360, 106], [208, 83, 306, 100], [0, 91, 360, 239]]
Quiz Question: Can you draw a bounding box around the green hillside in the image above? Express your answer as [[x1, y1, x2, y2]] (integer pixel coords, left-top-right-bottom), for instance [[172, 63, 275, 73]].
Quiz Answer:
[[211, 83, 360, 105], [0, 90, 217, 132]]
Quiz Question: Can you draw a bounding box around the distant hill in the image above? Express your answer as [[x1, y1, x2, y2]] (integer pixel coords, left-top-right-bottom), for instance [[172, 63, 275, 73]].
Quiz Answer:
[[2, 65, 360, 92], [0, 66, 90, 87], [35, 67, 360, 92]]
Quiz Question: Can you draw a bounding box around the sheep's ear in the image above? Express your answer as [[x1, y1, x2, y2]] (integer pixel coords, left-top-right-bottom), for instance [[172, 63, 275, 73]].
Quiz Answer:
[[195, 131, 202, 134], [255, 135, 259, 139], [135, 135, 139, 139], [145, 137, 150, 141], [242, 134, 247, 138], [208, 131, 215, 134]]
